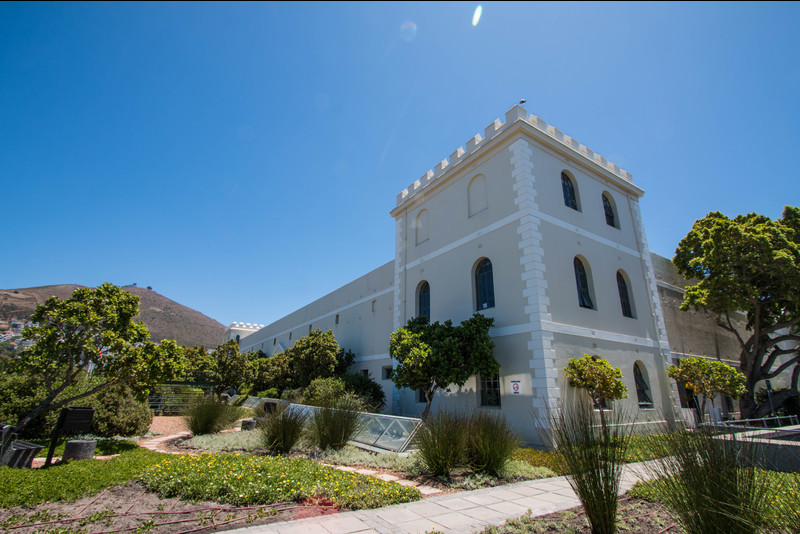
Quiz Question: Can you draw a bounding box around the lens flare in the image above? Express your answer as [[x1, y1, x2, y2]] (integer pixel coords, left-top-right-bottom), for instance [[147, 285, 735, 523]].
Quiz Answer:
[[401, 20, 417, 42], [472, 5, 482, 26]]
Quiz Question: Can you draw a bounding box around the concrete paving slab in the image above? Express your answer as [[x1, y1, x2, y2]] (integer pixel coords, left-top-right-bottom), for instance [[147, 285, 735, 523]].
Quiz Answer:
[[395, 517, 449, 534], [460, 505, 509, 521], [400, 501, 452, 517], [435, 497, 478, 511], [375, 507, 424, 524], [425, 511, 478, 529], [486, 501, 532, 515], [462, 492, 504, 506], [417, 485, 442, 495], [317, 515, 372, 534]]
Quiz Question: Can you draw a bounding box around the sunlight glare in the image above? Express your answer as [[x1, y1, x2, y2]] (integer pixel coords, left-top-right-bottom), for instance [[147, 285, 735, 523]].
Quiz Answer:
[[472, 5, 482, 26]]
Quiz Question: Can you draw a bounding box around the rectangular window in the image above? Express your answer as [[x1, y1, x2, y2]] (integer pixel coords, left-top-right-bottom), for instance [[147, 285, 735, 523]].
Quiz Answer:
[[289, 332, 292, 340], [361, 369, 369, 377], [273, 338, 276, 346], [417, 389, 426, 403], [480, 374, 501, 407], [372, 299, 377, 312], [382, 366, 392, 380], [308, 325, 312, 333], [335, 314, 339, 325]]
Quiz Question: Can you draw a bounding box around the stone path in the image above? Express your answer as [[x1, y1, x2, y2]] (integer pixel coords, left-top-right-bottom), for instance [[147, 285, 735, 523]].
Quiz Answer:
[[225, 463, 652, 534]]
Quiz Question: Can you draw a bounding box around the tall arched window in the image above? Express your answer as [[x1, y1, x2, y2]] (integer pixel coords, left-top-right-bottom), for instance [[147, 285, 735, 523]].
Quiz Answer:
[[417, 281, 430, 320], [561, 172, 578, 210], [634, 362, 653, 409], [602, 193, 617, 228], [475, 258, 495, 310], [415, 210, 429, 245], [468, 175, 488, 217], [617, 271, 634, 318], [573, 257, 594, 309]]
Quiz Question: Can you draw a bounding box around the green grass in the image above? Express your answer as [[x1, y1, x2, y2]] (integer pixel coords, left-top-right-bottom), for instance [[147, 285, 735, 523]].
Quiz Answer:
[[630, 470, 800, 532], [28, 436, 140, 458], [0, 448, 168, 508], [512, 447, 567, 475], [140, 452, 421, 509]]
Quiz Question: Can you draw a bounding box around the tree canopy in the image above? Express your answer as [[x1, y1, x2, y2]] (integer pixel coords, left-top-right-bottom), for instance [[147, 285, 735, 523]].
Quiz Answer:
[[565, 354, 628, 427], [673, 206, 800, 417], [666, 356, 746, 422], [389, 313, 496, 418], [12, 283, 184, 432]]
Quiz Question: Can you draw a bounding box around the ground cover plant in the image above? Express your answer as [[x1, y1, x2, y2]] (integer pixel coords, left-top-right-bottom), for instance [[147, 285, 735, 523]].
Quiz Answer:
[[140, 452, 421, 509], [29, 436, 139, 457], [0, 448, 166, 508], [183, 429, 263, 452]]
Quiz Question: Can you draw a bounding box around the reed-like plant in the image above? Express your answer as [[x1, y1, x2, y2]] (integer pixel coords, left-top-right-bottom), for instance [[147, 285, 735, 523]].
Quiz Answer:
[[184, 396, 243, 435], [259, 401, 307, 454], [549, 403, 631, 534], [466, 411, 520, 476], [643, 427, 771, 534], [416, 410, 468, 478], [307, 393, 365, 450]]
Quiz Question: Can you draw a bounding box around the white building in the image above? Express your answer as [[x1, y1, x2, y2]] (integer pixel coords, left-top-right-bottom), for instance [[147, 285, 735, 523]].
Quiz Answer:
[[237, 105, 685, 445]]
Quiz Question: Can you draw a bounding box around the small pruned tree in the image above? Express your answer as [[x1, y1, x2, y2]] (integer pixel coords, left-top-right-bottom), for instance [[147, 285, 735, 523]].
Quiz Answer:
[[390, 313, 496, 419], [13, 283, 185, 433], [211, 339, 251, 395], [286, 329, 339, 388], [565, 354, 629, 428], [666, 357, 746, 423]]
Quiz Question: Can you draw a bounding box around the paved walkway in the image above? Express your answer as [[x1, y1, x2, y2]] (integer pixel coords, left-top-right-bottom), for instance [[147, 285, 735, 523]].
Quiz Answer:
[[227, 463, 652, 534]]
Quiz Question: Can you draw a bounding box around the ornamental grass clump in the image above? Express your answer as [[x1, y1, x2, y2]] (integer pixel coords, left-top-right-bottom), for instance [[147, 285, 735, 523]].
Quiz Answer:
[[184, 396, 243, 435], [549, 403, 631, 534], [260, 401, 307, 454], [642, 427, 771, 534], [415, 410, 468, 478], [466, 411, 519, 476], [307, 393, 365, 450]]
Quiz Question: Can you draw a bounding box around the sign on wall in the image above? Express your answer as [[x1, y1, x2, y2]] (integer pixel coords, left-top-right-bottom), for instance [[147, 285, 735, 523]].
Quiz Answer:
[[510, 379, 521, 395]]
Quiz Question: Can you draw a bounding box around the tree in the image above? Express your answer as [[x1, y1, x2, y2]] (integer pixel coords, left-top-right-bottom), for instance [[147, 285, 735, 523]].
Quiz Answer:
[[210, 339, 251, 395], [666, 357, 746, 423], [183, 345, 214, 382], [12, 283, 185, 432], [564, 354, 628, 427], [673, 206, 800, 418], [389, 313, 496, 419], [285, 329, 339, 388]]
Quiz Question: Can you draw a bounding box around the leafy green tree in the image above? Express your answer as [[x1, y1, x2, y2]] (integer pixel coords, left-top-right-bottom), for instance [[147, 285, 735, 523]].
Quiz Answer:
[[210, 339, 251, 395], [183, 345, 214, 382], [250, 351, 294, 395], [565, 354, 628, 427], [667, 357, 747, 423], [390, 313, 496, 419], [12, 283, 185, 433], [673, 206, 800, 418], [285, 329, 339, 388]]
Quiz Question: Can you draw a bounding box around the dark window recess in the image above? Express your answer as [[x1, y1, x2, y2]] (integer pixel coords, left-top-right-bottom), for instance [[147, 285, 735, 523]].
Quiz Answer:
[[562, 172, 578, 210], [273, 338, 276, 346], [475, 259, 495, 310], [574, 258, 593, 309], [382, 366, 393, 380], [480, 374, 501, 407], [634, 364, 654, 409], [361, 369, 369, 377], [417, 389, 427, 403], [603, 194, 616, 227], [617, 272, 633, 318], [335, 314, 339, 325], [418, 281, 430, 320], [289, 332, 292, 340]]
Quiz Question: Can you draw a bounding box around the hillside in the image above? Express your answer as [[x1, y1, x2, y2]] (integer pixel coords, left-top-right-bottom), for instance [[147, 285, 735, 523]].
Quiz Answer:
[[0, 285, 225, 348]]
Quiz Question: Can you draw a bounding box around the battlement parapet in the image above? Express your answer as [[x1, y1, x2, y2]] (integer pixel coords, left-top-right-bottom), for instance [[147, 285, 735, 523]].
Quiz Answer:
[[395, 105, 634, 207], [229, 322, 264, 330]]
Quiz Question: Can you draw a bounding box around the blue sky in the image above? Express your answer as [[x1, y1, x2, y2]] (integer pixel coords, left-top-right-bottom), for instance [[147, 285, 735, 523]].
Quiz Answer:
[[2, 2, 798, 328]]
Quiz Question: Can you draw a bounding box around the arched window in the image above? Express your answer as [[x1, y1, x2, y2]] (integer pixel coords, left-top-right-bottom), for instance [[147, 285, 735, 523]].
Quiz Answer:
[[617, 271, 634, 318], [475, 258, 495, 310], [417, 281, 430, 320], [415, 210, 429, 245], [573, 257, 594, 309], [634, 362, 654, 409], [561, 172, 578, 210], [468, 175, 488, 217], [602, 193, 617, 228]]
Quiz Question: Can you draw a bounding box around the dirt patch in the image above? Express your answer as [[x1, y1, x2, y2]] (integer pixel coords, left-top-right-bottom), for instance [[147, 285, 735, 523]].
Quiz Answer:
[[487, 497, 678, 533], [0, 481, 338, 534], [148, 416, 189, 436]]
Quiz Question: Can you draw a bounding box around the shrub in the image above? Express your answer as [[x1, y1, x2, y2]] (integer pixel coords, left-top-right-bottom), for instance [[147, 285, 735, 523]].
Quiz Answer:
[[302, 377, 346, 407], [549, 403, 631, 534], [415, 410, 468, 478], [184, 396, 243, 435], [512, 447, 567, 475], [280, 388, 303, 402], [255, 388, 280, 399], [341, 373, 386, 412], [641, 427, 771, 534], [466, 411, 520, 476], [260, 402, 307, 454], [91, 383, 152, 437], [307, 393, 365, 450]]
